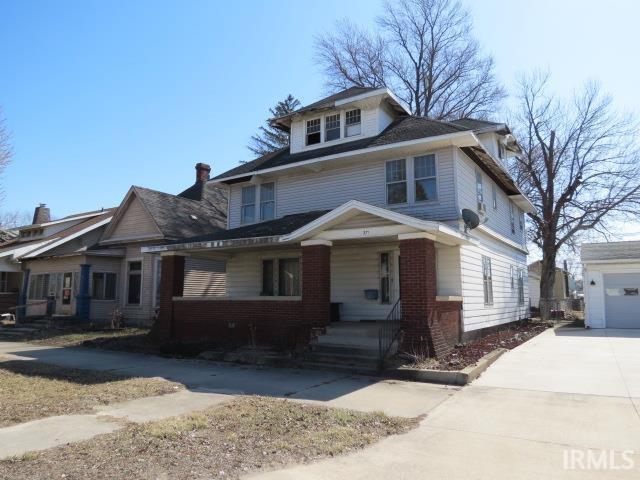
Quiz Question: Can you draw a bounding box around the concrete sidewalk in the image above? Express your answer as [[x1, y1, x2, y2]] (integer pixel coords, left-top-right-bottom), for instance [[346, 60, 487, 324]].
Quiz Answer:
[[250, 327, 640, 479]]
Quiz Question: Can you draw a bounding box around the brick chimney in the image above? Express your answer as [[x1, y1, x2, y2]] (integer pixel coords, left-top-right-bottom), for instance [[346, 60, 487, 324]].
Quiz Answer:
[[32, 203, 50, 225], [196, 163, 211, 183]]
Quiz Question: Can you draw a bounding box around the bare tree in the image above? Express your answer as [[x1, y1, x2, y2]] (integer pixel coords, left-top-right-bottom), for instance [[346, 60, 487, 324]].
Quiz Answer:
[[0, 210, 30, 229], [315, 0, 505, 119], [248, 95, 301, 157], [0, 108, 11, 202], [509, 72, 640, 317]]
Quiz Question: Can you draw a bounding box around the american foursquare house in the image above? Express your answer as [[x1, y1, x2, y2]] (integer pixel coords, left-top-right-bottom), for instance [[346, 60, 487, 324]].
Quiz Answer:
[[146, 86, 533, 361]]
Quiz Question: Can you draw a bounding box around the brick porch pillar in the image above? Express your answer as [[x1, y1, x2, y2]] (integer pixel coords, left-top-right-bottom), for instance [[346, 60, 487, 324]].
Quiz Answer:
[[398, 233, 439, 355], [301, 240, 332, 330], [155, 253, 186, 341]]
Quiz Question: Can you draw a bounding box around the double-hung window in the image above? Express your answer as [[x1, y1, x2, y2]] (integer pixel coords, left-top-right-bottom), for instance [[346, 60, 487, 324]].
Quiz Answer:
[[241, 185, 256, 224], [492, 185, 498, 210], [261, 258, 301, 296], [386, 159, 407, 204], [260, 182, 275, 221], [345, 109, 361, 137], [325, 114, 340, 141], [510, 265, 516, 291], [414, 154, 437, 201], [482, 256, 493, 306], [517, 269, 525, 306], [92, 272, 117, 300], [127, 261, 142, 305], [306, 118, 321, 145], [476, 171, 484, 211], [518, 207, 524, 231], [509, 202, 516, 234], [28, 274, 50, 300]]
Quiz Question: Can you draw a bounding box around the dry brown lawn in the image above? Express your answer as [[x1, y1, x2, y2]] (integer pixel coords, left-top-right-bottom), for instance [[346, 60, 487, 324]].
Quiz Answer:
[[0, 396, 417, 480], [28, 327, 150, 348], [0, 358, 183, 427]]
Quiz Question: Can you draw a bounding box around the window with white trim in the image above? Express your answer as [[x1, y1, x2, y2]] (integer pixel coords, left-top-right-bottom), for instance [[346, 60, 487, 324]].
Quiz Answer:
[[261, 258, 301, 296], [414, 154, 437, 201], [518, 207, 524, 231], [260, 182, 275, 221], [517, 269, 525, 305], [509, 201, 516, 234], [482, 256, 493, 306], [325, 114, 340, 141], [241, 185, 256, 224], [510, 265, 516, 291], [492, 184, 498, 210], [306, 118, 321, 145], [92, 272, 117, 300], [345, 109, 361, 137], [386, 159, 407, 204], [28, 274, 50, 300], [476, 171, 484, 211]]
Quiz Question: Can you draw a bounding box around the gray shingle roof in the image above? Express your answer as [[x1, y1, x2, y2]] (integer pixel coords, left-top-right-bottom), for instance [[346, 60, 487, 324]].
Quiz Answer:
[[291, 87, 379, 115], [174, 210, 329, 244], [581, 241, 640, 262], [215, 116, 470, 180], [133, 186, 226, 241]]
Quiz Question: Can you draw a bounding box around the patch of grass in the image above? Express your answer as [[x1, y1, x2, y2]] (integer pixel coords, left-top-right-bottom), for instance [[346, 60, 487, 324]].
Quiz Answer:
[[29, 327, 149, 348], [0, 360, 183, 427], [0, 397, 417, 480]]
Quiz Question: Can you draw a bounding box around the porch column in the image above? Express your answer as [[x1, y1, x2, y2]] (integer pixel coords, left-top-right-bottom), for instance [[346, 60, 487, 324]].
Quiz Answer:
[[301, 240, 332, 330], [398, 233, 442, 356], [156, 252, 186, 341], [76, 264, 91, 321], [17, 268, 30, 321]]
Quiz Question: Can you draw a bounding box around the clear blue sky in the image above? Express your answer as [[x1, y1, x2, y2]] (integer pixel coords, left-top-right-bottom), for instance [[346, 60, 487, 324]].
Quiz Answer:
[[1, 0, 639, 221]]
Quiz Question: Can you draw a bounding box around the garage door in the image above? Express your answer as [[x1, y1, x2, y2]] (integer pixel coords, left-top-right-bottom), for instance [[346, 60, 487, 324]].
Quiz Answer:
[[604, 273, 640, 328]]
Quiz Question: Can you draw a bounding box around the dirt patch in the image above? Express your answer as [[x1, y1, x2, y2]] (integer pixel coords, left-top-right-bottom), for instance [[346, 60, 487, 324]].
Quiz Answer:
[[0, 360, 183, 427], [28, 327, 152, 349], [410, 319, 552, 371], [0, 396, 417, 480]]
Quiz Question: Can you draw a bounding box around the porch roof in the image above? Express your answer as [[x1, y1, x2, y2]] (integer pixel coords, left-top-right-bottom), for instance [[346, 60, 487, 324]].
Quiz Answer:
[[142, 201, 475, 254]]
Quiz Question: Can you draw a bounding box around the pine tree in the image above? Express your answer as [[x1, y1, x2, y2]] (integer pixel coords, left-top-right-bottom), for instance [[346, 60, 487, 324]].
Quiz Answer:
[[248, 95, 301, 157]]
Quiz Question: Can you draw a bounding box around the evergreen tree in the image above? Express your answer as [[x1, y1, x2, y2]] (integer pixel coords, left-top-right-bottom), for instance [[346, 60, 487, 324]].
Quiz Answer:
[[248, 95, 301, 157]]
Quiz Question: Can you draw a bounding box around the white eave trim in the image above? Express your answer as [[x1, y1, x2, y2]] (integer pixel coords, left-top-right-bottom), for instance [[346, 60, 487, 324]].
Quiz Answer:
[[212, 130, 478, 184], [582, 258, 640, 265], [508, 194, 536, 213], [22, 217, 112, 259], [475, 224, 529, 254]]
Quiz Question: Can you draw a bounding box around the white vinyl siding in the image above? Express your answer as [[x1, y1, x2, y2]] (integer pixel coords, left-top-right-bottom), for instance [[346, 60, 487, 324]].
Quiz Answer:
[[459, 230, 529, 332], [455, 148, 526, 245], [105, 195, 161, 241], [228, 147, 457, 229]]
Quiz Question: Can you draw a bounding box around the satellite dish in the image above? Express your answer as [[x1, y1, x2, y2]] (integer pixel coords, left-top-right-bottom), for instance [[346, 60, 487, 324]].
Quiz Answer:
[[461, 208, 480, 232]]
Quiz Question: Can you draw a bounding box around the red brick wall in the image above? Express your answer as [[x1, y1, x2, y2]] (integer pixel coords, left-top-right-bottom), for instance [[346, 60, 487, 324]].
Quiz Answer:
[[172, 299, 306, 348], [435, 301, 462, 346], [399, 237, 437, 351], [302, 244, 331, 329], [155, 254, 185, 340], [0, 293, 18, 314]]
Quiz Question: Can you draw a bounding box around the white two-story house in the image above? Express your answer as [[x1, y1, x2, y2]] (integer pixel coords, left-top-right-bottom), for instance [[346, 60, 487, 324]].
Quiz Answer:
[[146, 86, 533, 364]]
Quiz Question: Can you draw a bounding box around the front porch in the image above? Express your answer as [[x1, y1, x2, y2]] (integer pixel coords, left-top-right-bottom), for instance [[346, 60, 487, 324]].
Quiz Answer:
[[151, 201, 467, 362]]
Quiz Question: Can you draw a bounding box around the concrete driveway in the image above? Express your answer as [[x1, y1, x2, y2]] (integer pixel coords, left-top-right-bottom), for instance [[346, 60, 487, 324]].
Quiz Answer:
[[252, 327, 640, 479]]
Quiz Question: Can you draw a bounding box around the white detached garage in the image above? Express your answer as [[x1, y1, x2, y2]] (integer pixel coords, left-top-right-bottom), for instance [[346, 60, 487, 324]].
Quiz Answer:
[[582, 241, 640, 328]]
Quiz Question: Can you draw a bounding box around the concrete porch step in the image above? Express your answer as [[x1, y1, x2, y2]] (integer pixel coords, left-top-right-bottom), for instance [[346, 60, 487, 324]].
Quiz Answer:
[[325, 321, 383, 338], [305, 350, 378, 365], [309, 343, 379, 357], [300, 361, 379, 376]]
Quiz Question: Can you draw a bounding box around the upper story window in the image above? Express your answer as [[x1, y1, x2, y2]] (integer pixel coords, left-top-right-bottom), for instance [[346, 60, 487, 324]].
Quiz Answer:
[[241, 185, 256, 224], [325, 114, 340, 142], [509, 201, 516, 234], [306, 118, 321, 145], [345, 109, 361, 137], [518, 207, 524, 231], [492, 185, 498, 210], [386, 159, 407, 204], [260, 182, 275, 221], [476, 171, 484, 211], [414, 154, 437, 201]]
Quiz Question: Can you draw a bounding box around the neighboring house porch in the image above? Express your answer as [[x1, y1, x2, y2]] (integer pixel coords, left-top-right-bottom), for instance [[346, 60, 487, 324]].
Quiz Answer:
[[148, 201, 470, 359]]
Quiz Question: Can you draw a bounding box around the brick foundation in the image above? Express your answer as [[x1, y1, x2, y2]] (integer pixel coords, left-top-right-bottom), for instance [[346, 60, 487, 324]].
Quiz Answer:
[[302, 244, 331, 329], [435, 301, 463, 345], [172, 299, 306, 348]]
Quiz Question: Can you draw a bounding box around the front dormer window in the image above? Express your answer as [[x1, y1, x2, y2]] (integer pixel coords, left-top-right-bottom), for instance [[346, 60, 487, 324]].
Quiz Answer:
[[325, 114, 340, 141], [306, 118, 321, 145], [345, 109, 361, 137], [241, 185, 256, 224]]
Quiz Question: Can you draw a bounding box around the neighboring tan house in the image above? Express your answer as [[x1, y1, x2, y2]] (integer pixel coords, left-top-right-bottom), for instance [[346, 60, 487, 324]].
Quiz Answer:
[[17, 164, 226, 325], [146, 86, 534, 363], [0, 205, 114, 318], [582, 240, 640, 329], [528, 260, 576, 309]]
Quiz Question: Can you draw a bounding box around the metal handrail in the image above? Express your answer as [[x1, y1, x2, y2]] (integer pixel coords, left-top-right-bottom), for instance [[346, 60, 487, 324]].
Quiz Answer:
[[378, 298, 402, 370]]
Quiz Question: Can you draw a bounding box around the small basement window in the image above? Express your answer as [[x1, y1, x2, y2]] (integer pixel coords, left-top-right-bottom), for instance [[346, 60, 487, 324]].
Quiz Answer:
[[345, 109, 361, 137], [325, 114, 340, 141], [306, 118, 321, 145]]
